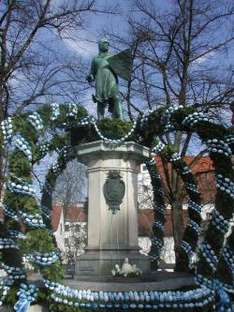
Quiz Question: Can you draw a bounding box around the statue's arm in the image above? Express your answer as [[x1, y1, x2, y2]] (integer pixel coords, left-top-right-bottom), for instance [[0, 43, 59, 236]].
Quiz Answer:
[[86, 58, 96, 83]]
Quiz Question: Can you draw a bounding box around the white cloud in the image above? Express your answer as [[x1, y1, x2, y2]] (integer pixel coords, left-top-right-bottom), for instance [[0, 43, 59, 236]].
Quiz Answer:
[[192, 51, 216, 64], [62, 30, 98, 58]]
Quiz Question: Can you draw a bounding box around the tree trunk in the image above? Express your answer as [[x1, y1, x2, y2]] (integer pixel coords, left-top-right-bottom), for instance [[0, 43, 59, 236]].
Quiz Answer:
[[0, 154, 4, 200], [171, 200, 185, 269], [0, 150, 8, 202]]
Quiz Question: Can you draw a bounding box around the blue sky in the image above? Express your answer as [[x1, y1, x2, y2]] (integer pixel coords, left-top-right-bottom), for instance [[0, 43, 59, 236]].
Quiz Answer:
[[32, 0, 234, 195], [60, 0, 131, 59], [23, 0, 233, 119], [10, 0, 233, 117], [59, 0, 175, 58]]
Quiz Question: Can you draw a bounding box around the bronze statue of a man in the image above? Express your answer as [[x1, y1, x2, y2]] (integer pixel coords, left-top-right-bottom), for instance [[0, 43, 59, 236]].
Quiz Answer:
[[87, 38, 132, 120]]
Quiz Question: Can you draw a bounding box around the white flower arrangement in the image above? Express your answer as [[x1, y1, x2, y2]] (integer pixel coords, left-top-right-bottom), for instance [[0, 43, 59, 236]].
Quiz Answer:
[[111, 258, 142, 277]]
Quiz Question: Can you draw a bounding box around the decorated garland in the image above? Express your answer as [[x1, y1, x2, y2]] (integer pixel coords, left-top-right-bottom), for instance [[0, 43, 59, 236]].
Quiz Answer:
[[14, 283, 38, 311], [151, 140, 202, 272], [40, 146, 77, 229], [81, 115, 138, 144], [45, 279, 214, 311], [215, 227, 234, 291], [134, 106, 233, 309], [159, 107, 234, 293], [145, 158, 166, 270], [0, 103, 87, 308], [0, 103, 233, 311]]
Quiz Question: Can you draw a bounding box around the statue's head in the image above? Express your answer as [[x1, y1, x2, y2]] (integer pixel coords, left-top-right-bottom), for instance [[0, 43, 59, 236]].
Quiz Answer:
[[98, 38, 109, 52]]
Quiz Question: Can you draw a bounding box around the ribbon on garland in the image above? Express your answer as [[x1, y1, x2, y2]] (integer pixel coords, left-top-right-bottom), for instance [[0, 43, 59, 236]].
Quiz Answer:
[[14, 284, 38, 312], [14, 299, 30, 312], [196, 276, 233, 312], [216, 287, 233, 312]]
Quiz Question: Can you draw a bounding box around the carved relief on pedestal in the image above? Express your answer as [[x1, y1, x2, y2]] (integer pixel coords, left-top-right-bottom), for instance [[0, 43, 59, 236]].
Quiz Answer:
[[103, 170, 125, 214]]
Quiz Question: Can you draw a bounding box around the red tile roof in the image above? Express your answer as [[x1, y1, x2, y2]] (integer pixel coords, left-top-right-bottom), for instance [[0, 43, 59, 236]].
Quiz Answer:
[[138, 208, 189, 237], [50, 203, 87, 231], [155, 155, 214, 175], [51, 203, 63, 232], [183, 156, 214, 173], [155, 155, 216, 204], [65, 205, 87, 223]]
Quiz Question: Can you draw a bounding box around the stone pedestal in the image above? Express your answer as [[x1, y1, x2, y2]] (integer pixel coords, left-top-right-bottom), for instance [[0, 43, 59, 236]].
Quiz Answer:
[[75, 141, 150, 276]]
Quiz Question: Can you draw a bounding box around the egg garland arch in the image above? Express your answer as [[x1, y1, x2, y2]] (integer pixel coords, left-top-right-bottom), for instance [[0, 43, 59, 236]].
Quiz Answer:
[[143, 158, 167, 270], [40, 146, 79, 230], [162, 107, 233, 291], [136, 106, 234, 294], [0, 104, 88, 305], [149, 141, 202, 273], [0, 103, 233, 311]]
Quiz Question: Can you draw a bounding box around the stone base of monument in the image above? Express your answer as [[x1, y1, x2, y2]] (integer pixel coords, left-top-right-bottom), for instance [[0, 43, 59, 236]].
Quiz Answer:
[[75, 248, 150, 276], [65, 271, 195, 292], [75, 141, 151, 277]]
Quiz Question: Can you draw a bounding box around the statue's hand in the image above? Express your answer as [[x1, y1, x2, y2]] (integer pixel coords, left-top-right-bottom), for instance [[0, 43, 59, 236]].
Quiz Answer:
[[86, 74, 94, 83]]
